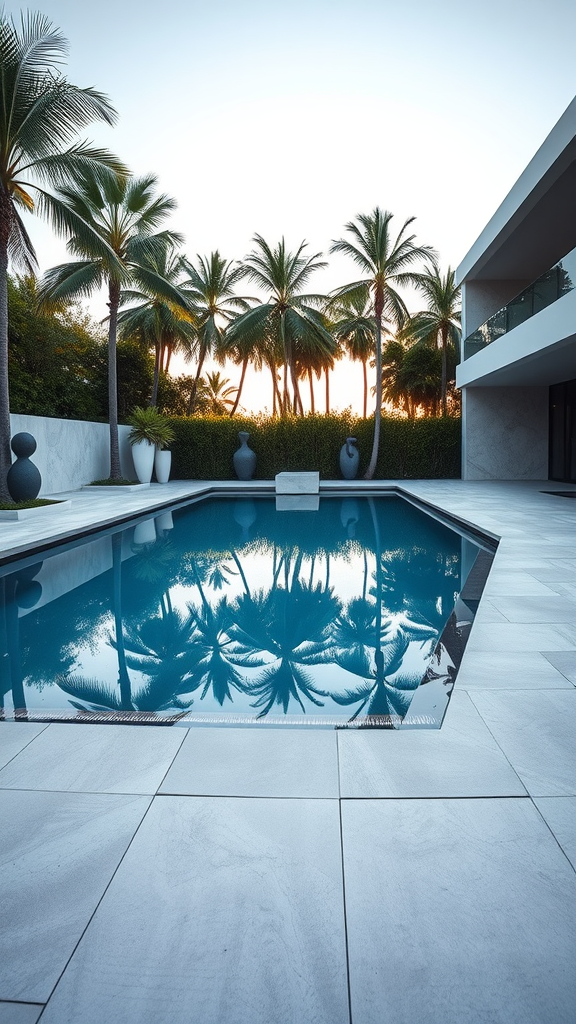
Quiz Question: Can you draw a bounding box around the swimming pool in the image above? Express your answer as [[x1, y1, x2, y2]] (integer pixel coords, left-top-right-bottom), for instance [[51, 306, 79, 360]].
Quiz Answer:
[[0, 493, 493, 728]]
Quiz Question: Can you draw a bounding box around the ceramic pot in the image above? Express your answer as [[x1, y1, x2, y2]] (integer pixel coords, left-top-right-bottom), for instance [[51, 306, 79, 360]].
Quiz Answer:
[[233, 431, 256, 481], [131, 440, 155, 484], [156, 511, 174, 535], [339, 437, 359, 480], [154, 449, 171, 484], [133, 518, 157, 546]]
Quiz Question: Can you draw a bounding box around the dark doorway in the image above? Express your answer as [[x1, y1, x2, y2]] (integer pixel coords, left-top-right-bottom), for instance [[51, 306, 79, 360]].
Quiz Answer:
[[550, 378, 576, 482]]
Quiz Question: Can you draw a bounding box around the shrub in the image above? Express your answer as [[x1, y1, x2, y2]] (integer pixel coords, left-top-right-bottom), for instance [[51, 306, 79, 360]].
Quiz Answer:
[[169, 413, 461, 480]]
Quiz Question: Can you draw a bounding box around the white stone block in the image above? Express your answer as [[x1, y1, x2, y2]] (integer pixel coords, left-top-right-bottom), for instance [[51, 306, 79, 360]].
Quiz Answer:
[[275, 471, 319, 494]]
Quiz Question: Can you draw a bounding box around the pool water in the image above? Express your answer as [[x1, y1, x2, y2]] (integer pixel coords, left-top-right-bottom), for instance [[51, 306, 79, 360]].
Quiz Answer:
[[0, 494, 488, 728]]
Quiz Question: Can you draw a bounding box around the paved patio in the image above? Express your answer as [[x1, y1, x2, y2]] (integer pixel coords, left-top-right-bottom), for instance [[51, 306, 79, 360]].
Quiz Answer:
[[1, 479, 575, 1024]]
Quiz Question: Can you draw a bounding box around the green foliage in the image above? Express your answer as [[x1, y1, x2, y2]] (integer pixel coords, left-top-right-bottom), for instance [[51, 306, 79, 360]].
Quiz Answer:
[[91, 340, 155, 421], [0, 498, 59, 510], [156, 373, 194, 416], [8, 277, 157, 421], [8, 275, 104, 420], [90, 478, 136, 486], [128, 406, 175, 449], [169, 413, 461, 480]]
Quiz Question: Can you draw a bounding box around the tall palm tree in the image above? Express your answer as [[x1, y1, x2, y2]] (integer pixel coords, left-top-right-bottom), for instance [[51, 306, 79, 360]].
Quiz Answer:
[[117, 240, 196, 405], [330, 209, 435, 478], [39, 172, 184, 478], [410, 265, 461, 416], [329, 287, 375, 419], [225, 235, 335, 415], [216, 314, 268, 417], [180, 251, 251, 413], [0, 10, 126, 498]]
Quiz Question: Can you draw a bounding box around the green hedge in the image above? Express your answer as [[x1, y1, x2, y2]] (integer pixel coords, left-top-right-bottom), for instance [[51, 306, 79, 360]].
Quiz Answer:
[[169, 413, 461, 480]]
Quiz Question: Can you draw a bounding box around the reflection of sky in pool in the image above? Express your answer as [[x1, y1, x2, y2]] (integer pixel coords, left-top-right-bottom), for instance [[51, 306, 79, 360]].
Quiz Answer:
[[0, 495, 483, 728]]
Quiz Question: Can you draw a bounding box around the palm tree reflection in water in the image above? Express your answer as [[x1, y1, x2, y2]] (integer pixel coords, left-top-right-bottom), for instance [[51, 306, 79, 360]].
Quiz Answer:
[[15, 496, 464, 724]]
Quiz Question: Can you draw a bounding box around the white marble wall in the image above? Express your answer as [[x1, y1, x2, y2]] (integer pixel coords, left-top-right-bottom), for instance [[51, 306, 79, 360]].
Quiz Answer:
[[9, 415, 135, 496], [462, 387, 549, 480]]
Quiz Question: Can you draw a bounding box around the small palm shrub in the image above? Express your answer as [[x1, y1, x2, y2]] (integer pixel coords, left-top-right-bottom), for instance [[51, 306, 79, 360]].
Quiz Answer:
[[128, 406, 175, 449]]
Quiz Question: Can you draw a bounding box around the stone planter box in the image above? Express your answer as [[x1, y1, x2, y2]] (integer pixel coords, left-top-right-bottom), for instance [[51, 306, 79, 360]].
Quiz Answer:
[[82, 484, 150, 493], [0, 500, 72, 521]]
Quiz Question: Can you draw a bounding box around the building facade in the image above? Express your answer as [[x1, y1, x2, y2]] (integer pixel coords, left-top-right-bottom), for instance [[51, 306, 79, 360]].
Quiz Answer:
[[456, 97, 576, 482]]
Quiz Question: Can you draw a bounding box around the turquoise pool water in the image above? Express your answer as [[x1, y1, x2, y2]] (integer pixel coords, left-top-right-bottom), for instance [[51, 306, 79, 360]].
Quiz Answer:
[[0, 494, 486, 728]]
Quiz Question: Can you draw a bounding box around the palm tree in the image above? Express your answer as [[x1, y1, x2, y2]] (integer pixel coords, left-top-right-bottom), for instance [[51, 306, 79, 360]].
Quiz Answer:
[[193, 371, 238, 415], [410, 265, 461, 416], [330, 209, 435, 478], [225, 235, 335, 415], [180, 251, 251, 413], [217, 315, 268, 417], [329, 287, 375, 418], [117, 240, 196, 405], [381, 337, 411, 416], [228, 549, 342, 718], [39, 172, 184, 478], [0, 10, 126, 498]]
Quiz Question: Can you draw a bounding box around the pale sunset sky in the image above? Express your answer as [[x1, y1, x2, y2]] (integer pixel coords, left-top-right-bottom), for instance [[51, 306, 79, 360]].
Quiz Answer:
[[6, 0, 576, 413]]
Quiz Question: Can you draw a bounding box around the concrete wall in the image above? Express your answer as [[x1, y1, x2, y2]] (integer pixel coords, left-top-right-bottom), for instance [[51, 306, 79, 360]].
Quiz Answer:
[[9, 414, 135, 496], [462, 387, 549, 480]]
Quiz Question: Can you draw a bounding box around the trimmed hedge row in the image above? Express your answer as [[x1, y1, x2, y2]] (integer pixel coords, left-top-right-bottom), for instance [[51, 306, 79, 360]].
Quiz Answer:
[[169, 413, 461, 480]]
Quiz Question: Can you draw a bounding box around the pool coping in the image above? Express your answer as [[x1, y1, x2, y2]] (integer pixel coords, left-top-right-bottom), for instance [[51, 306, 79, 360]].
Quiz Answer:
[[0, 478, 499, 567]]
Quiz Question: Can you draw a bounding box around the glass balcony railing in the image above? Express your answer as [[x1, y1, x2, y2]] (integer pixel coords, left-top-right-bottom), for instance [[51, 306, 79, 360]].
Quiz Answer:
[[463, 244, 576, 360]]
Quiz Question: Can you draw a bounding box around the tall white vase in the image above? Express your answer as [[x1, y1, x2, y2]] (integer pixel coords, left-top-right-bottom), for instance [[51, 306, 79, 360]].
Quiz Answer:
[[154, 449, 172, 484], [131, 440, 155, 484]]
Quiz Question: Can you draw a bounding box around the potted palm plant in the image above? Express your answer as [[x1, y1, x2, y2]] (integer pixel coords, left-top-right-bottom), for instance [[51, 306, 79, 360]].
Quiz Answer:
[[128, 407, 175, 484]]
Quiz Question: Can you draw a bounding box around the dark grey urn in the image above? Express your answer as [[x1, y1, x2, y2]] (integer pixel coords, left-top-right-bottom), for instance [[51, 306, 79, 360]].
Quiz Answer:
[[339, 436, 359, 480], [233, 432, 257, 481], [7, 432, 42, 502]]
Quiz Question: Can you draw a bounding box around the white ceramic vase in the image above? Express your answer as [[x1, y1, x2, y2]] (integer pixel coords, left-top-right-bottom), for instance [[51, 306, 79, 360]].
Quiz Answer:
[[154, 449, 172, 484], [131, 440, 155, 484], [133, 518, 157, 546]]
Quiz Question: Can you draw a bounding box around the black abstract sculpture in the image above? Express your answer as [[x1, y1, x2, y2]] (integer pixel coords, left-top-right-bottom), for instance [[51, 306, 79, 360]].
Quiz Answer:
[[7, 432, 42, 502]]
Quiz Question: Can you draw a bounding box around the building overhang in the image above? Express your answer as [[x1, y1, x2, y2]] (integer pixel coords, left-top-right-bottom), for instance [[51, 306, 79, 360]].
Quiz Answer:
[[457, 290, 576, 388], [456, 98, 576, 286]]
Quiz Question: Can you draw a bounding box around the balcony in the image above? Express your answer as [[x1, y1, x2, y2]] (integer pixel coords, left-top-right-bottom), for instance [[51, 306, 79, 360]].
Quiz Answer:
[[463, 245, 576, 360]]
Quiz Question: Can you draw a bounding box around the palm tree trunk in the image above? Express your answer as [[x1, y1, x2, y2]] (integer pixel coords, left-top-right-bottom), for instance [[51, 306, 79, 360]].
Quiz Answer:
[[151, 341, 161, 407], [362, 360, 368, 419], [440, 325, 448, 416], [230, 548, 250, 596], [294, 376, 304, 416], [112, 532, 132, 710], [325, 368, 330, 414], [0, 234, 12, 501], [283, 363, 289, 415], [308, 368, 315, 413], [188, 344, 207, 414], [270, 364, 280, 416], [230, 356, 248, 416], [364, 301, 383, 480], [107, 279, 122, 479]]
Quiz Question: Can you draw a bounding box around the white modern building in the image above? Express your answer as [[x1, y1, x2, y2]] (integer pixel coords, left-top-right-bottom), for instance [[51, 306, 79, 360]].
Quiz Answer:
[[456, 97, 576, 482]]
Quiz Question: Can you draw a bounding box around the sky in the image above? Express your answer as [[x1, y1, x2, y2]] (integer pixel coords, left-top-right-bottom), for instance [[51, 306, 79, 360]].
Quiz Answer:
[[6, 0, 576, 413]]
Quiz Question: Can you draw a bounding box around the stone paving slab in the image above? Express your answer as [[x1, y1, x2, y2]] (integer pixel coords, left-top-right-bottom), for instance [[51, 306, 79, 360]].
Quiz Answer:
[[342, 798, 576, 1024], [39, 796, 349, 1024], [0, 790, 150, 1002]]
